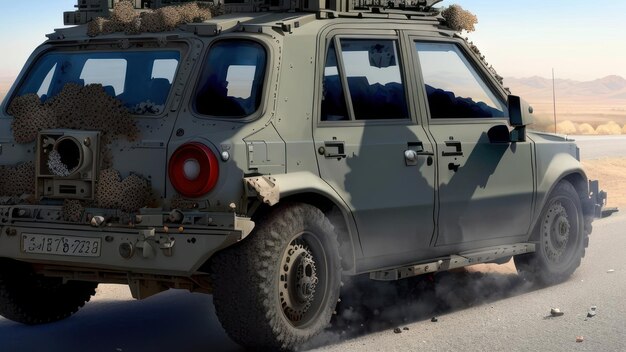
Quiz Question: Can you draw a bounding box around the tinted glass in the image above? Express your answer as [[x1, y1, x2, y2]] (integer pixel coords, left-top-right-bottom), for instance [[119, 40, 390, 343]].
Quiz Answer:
[[415, 42, 507, 119], [340, 39, 408, 120], [16, 51, 180, 115], [194, 40, 266, 117], [321, 41, 349, 121]]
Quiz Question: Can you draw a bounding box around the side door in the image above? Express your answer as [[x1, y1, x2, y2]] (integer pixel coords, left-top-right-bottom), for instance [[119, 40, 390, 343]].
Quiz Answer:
[[313, 33, 437, 269], [411, 40, 534, 248]]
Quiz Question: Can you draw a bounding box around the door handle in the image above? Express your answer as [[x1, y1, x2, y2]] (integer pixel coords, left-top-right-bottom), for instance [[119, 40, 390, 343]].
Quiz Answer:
[[442, 141, 463, 157], [319, 141, 346, 159], [405, 142, 434, 166]]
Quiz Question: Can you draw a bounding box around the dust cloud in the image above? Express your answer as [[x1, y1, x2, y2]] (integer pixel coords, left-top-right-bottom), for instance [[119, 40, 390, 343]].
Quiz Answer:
[[304, 261, 533, 350], [533, 114, 626, 135]]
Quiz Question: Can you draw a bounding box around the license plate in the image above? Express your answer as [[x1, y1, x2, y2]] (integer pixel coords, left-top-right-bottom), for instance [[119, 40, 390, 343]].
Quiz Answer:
[[22, 234, 101, 257]]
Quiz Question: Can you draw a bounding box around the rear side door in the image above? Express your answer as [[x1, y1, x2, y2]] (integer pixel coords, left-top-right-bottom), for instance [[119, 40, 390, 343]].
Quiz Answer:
[[410, 39, 534, 248], [313, 32, 436, 268]]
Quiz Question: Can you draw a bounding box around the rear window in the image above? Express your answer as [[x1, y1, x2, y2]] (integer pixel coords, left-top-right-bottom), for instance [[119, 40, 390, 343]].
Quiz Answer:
[[194, 40, 267, 117], [16, 50, 180, 115]]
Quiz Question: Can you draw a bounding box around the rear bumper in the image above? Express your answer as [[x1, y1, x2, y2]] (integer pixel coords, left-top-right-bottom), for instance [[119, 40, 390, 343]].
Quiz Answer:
[[0, 204, 254, 276]]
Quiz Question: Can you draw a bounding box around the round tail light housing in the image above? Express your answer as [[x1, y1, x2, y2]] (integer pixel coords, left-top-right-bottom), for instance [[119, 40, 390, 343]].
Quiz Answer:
[[168, 142, 219, 198]]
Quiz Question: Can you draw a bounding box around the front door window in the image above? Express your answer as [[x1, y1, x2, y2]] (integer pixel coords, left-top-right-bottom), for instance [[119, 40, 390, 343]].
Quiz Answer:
[[415, 42, 506, 119]]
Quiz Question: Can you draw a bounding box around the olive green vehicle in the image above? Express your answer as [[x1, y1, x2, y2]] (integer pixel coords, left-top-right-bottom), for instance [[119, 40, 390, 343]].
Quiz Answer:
[[0, 0, 607, 350]]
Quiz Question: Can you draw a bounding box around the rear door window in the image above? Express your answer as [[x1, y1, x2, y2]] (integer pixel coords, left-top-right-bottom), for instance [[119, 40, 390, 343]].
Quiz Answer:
[[321, 38, 409, 121], [194, 40, 267, 117]]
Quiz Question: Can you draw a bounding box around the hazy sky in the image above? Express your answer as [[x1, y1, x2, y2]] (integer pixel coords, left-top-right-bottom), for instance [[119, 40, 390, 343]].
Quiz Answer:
[[0, 0, 625, 81]]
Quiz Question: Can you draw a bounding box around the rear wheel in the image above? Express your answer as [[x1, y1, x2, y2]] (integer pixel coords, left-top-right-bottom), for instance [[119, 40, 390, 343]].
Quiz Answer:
[[515, 181, 587, 285], [211, 203, 342, 350], [0, 260, 97, 324]]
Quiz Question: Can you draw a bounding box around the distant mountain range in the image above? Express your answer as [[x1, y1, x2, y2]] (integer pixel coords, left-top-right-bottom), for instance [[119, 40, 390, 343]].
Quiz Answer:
[[505, 75, 626, 102]]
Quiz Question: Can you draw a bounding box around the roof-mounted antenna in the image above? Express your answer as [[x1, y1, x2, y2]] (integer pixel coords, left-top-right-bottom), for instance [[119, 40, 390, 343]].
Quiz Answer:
[[552, 68, 557, 134]]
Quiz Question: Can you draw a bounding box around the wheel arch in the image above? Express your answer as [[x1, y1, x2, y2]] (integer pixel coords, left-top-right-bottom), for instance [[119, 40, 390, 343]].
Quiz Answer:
[[531, 157, 589, 240], [245, 172, 359, 273]]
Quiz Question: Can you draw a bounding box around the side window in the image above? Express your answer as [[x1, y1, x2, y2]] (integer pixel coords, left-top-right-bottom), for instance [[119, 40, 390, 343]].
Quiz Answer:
[[194, 40, 267, 117], [15, 51, 180, 115], [321, 41, 349, 121], [415, 42, 507, 119], [81, 59, 127, 96], [340, 39, 408, 120]]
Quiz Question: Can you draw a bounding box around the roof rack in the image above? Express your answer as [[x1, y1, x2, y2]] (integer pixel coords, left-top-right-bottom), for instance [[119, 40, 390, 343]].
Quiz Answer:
[[64, 0, 442, 25], [64, 0, 214, 25]]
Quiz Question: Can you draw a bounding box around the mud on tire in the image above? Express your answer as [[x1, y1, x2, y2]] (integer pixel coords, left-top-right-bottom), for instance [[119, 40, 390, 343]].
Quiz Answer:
[[0, 259, 97, 324], [211, 203, 342, 350], [515, 180, 588, 285]]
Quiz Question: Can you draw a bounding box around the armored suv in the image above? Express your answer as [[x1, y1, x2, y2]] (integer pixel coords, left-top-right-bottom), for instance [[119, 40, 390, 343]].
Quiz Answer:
[[0, 0, 601, 350]]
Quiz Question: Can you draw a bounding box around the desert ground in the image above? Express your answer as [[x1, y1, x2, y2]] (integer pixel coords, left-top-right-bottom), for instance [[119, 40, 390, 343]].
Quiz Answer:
[[582, 157, 626, 208]]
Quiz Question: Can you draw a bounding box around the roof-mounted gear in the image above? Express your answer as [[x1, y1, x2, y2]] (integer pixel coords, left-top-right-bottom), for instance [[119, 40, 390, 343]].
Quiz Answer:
[[64, 0, 443, 25]]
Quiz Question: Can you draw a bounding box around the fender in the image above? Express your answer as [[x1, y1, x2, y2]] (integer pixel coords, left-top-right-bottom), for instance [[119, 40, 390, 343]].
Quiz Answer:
[[244, 171, 361, 272], [530, 149, 588, 238]]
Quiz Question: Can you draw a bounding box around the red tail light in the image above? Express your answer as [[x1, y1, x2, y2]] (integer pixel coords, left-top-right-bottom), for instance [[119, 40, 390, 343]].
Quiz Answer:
[[168, 142, 219, 198]]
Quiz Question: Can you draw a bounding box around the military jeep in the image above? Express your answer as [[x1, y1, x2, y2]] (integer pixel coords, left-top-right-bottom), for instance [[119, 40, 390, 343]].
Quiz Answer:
[[0, 0, 603, 350]]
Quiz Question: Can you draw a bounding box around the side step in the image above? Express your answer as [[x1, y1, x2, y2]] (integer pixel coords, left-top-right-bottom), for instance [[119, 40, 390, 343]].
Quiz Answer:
[[369, 243, 535, 281]]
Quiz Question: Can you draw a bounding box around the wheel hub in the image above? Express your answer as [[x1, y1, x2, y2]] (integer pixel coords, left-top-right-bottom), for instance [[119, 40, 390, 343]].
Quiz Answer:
[[279, 241, 319, 323], [543, 202, 570, 263]]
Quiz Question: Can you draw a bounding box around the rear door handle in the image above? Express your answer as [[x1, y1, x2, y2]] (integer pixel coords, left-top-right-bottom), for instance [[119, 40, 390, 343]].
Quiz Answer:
[[319, 141, 346, 159], [442, 141, 463, 157]]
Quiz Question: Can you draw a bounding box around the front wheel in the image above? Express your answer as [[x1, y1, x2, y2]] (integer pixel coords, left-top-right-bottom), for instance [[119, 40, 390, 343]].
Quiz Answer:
[[211, 203, 342, 350], [0, 259, 97, 324], [515, 180, 587, 285]]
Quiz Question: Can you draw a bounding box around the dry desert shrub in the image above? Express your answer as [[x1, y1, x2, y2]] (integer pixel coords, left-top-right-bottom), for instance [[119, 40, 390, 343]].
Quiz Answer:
[[556, 120, 577, 135], [442, 5, 478, 33], [88, 1, 212, 36], [577, 123, 595, 134], [595, 121, 623, 135], [110, 0, 137, 24]]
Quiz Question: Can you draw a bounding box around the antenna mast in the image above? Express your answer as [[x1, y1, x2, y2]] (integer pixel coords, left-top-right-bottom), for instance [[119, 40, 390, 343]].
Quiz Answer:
[[552, 68, 557, 133]]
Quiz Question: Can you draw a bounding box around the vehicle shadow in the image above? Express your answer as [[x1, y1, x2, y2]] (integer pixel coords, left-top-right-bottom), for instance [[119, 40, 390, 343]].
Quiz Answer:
[[0, 289, 243, 352], [0, 264, 541, 352]]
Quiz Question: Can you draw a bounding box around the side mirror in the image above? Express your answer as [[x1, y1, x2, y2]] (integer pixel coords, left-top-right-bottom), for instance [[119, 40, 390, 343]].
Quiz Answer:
[[508, 95, 534, 142]]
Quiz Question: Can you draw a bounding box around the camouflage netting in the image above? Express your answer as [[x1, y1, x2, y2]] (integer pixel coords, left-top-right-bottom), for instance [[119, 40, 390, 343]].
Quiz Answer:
[[0, 162, 35, 196], [7, 94, 56, 144], [87, 1, 222, 37], [62, 199, 84, 222], [441, 5, 478, 33], [96, 168, 149, 212], [7, 83, 138, 145]]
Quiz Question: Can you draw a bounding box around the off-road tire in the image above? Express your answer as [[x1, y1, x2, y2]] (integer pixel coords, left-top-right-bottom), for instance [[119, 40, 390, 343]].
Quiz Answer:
[[0, 260, 97, 324], [211, 203, 342, 351], [515, 180, 588, 285]]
